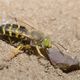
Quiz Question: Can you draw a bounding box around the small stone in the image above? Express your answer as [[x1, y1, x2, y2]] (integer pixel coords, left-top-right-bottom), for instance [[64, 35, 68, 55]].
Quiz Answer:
[[47, 48, 80, 73]]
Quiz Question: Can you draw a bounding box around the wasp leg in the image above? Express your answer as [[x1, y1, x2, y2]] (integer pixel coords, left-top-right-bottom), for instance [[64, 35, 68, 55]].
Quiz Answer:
[[25, 44, 31, 49], [8, 44, 24, 61], [8, 37, 14, 45], [16, 44, 24, 50], [35, 45, 45, 57], [15, 44, 31, 56]]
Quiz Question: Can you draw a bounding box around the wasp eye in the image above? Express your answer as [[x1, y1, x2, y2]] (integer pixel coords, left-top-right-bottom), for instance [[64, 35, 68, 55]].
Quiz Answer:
[[42, 38, 52, 48]]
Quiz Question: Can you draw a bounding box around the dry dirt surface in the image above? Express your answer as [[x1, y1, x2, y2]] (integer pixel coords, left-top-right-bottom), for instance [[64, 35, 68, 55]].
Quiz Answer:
[[0, 0, 80, 80]]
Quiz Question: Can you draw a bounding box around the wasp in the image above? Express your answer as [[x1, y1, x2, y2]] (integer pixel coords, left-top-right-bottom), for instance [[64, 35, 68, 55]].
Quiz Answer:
[[0, 23, 52, 59]]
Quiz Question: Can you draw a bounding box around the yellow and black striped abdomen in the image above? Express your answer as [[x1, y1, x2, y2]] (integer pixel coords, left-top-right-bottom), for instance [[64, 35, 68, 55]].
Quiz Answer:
[[0, 24, 29, 39]]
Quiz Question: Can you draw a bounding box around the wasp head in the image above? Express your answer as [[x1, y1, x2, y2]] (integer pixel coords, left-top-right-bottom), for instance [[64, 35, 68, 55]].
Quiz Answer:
[[41, 37, 52, 48], [31, 31, 52, 48]]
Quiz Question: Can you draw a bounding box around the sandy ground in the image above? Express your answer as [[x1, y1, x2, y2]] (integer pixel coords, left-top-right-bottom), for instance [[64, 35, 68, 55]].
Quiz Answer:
[[0, 0, 80, 80]]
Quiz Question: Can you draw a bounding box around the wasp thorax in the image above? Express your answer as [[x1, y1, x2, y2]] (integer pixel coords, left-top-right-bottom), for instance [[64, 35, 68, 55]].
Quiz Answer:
[[31, 31, 44, 41]]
